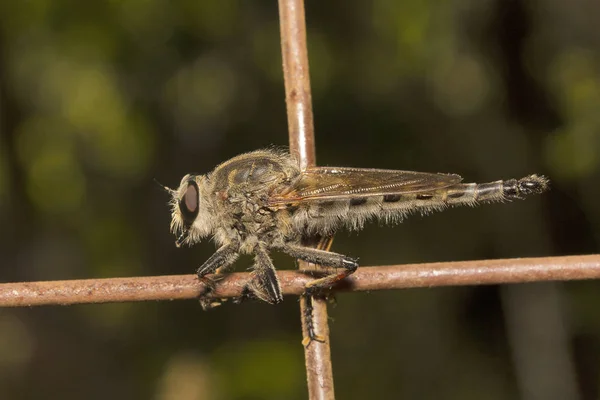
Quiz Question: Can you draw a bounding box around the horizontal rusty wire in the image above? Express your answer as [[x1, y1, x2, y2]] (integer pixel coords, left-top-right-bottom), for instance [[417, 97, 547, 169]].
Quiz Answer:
[[1, 254, 599, 307]]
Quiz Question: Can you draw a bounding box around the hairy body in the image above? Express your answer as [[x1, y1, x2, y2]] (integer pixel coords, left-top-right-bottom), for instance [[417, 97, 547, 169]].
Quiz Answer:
[[168, 149, 548, 308]]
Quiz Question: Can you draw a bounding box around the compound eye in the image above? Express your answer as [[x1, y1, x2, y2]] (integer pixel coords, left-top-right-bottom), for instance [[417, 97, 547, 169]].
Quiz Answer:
[[184, 184, 198, 213], [179, 179, 199, 226]]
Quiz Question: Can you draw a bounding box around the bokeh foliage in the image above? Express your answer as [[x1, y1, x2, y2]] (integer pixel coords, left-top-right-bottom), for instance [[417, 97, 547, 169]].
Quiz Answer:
[[0, 0, 599, 399]]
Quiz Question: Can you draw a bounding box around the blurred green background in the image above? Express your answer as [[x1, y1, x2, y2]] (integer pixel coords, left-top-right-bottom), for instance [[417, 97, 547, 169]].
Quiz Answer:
[[0, 1, 599, 399]]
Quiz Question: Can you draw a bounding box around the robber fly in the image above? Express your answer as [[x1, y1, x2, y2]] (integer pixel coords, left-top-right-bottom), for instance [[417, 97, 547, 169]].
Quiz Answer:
[[167, 149, 548, 333]]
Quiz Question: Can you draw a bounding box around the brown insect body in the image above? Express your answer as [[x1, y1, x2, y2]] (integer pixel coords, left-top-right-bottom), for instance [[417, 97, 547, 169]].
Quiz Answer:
[[168, 149, 549, 307]]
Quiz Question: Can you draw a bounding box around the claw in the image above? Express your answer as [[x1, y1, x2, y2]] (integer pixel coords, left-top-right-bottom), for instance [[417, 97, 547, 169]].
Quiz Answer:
[[302, 334, 326, 347], [199, 298, 225, 310]]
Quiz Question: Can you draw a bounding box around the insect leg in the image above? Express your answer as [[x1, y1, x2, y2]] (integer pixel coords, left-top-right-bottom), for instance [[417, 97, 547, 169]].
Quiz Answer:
[[278, 243, 358, 292], [196, 243, 239, 310], [197, 243, 239, 277], [245, 247, 283, 304], [278, 237, 333, 345], [277, 244, 358, 271], [278, 242, 356, 345]]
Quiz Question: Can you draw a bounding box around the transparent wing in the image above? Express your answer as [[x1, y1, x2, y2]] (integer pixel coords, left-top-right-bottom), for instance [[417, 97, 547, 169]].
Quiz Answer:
[[268, 166, 462, 205]]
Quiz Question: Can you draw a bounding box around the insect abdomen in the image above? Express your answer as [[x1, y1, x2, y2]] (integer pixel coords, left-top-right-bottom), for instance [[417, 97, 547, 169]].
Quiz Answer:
[[293, 175, 549, 235], [444, 174, 548, 204]]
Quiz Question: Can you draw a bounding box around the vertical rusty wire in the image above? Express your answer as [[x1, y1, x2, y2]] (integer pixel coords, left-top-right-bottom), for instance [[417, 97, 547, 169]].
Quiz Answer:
[[278, 0, 316, 169], [278, 0, 335, 398]]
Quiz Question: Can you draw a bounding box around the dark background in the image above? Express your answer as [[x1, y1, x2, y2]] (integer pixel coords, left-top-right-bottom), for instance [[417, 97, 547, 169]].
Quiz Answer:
[[1, 1, 599, 399]]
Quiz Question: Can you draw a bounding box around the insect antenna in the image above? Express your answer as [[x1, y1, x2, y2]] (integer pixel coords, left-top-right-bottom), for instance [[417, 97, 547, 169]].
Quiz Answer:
[[153, 178, 175, 195]]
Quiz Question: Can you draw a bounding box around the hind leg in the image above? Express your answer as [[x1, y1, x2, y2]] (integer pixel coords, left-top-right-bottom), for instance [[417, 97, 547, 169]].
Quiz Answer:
[[277, 242, 358, 345]]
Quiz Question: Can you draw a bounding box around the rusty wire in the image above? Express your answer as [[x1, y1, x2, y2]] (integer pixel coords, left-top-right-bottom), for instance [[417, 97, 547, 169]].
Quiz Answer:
[[277, 0, 335, 398], [2, 255, 600, 307]]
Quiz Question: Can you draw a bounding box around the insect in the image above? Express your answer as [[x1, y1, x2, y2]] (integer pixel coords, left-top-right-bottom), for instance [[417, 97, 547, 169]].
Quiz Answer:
[[166, 149, 548, 338]]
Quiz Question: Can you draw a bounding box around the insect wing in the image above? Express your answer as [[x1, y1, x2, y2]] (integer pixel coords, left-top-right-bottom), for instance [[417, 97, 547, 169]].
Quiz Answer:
[[268, 167, 462, 205]]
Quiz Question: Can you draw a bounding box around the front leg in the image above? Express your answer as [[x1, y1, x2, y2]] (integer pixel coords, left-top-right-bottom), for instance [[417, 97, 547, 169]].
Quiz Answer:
[[196, 242, 239, 309], [197, 242, 240, 277]]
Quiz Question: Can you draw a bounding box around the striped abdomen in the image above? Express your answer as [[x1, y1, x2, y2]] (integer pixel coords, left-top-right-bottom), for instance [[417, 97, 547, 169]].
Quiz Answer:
[[292, 174, 549, 235]]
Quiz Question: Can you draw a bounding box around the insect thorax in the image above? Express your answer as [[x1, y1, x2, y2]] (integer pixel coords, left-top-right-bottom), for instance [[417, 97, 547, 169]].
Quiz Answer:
[[207, 150, 301, 249]]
